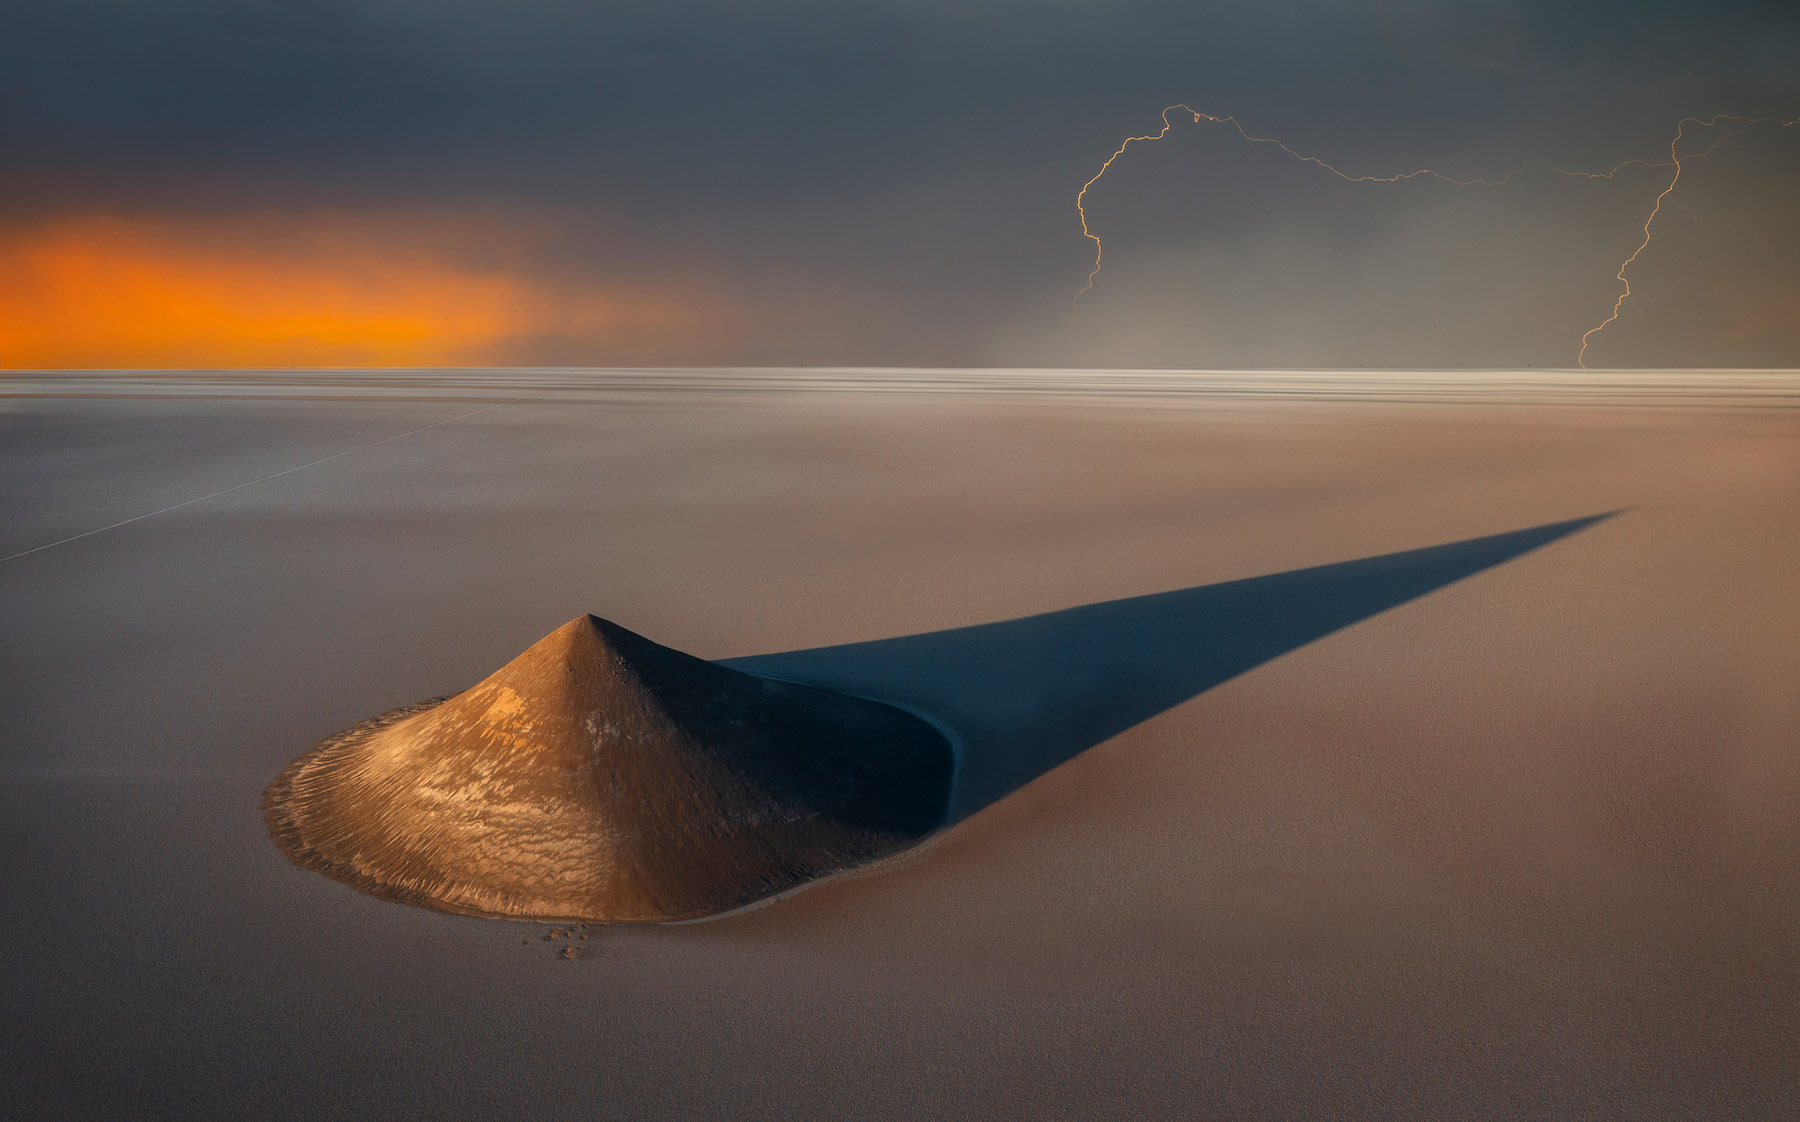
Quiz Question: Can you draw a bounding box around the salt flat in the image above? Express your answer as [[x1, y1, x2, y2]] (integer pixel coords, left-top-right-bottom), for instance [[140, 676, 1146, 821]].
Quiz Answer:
[[2, 369, 1797, 1119]]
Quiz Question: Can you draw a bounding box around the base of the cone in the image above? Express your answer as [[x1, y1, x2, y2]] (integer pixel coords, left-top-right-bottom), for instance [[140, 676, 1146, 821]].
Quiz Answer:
[[262, 697, 534, 919], [266, 697, 750, 924], [265, 693, 952, 923]]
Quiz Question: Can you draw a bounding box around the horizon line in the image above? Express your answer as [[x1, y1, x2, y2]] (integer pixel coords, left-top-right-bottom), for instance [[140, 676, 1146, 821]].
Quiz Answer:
[[7, 365, 1800, 375]]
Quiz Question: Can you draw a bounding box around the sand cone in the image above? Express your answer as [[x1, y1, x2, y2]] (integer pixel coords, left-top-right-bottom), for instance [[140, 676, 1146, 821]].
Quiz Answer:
[[264, 615, 953, 923]]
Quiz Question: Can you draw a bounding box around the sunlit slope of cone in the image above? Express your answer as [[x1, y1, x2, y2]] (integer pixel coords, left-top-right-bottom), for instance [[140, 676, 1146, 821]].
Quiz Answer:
[[264, 616, 954, 923]]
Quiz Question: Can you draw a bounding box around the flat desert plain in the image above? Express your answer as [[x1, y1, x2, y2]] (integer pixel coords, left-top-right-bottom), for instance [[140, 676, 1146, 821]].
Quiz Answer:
[[2, 369, 1797, 1119]]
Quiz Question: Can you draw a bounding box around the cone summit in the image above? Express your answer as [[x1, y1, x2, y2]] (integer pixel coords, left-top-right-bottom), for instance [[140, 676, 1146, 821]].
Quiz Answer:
[[264, 615, 955, 923]]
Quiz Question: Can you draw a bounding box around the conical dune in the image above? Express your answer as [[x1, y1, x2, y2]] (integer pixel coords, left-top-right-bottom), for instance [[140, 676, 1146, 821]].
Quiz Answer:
[[264, 616, 954, 923]]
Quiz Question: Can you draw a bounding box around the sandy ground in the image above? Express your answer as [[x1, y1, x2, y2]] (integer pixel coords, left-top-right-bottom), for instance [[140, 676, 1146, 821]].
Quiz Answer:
[[2, 369, 1797, 1119]]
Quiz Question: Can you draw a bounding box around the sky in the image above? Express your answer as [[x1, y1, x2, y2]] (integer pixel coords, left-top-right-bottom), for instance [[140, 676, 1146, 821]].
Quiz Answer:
[[3, 0, 1798, 369]]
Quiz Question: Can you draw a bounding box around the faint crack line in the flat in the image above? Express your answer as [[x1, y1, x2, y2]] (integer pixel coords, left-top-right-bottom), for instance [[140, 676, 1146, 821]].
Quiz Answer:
[[1, 397, 520, 565]]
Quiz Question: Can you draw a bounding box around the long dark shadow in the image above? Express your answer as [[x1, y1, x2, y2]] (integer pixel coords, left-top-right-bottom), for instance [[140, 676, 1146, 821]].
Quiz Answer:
[[725, 512, 1617, 822]]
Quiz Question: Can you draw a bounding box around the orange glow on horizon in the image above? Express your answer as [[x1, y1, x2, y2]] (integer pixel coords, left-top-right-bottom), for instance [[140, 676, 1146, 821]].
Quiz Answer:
[[0, 214, 723, 369]]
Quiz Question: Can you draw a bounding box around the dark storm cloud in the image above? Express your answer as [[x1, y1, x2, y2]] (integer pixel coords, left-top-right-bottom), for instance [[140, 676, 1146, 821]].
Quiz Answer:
[[5, 1, 1798, 366]]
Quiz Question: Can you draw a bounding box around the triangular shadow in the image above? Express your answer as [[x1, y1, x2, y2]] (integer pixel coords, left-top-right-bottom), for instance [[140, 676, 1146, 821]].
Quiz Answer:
[[725, 512, 1617, 823]]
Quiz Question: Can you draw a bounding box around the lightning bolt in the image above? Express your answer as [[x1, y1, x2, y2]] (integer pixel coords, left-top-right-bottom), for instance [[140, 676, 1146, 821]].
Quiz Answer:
[[1074, 105, 1798, 367], [1576, 114, 1798, 367]]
